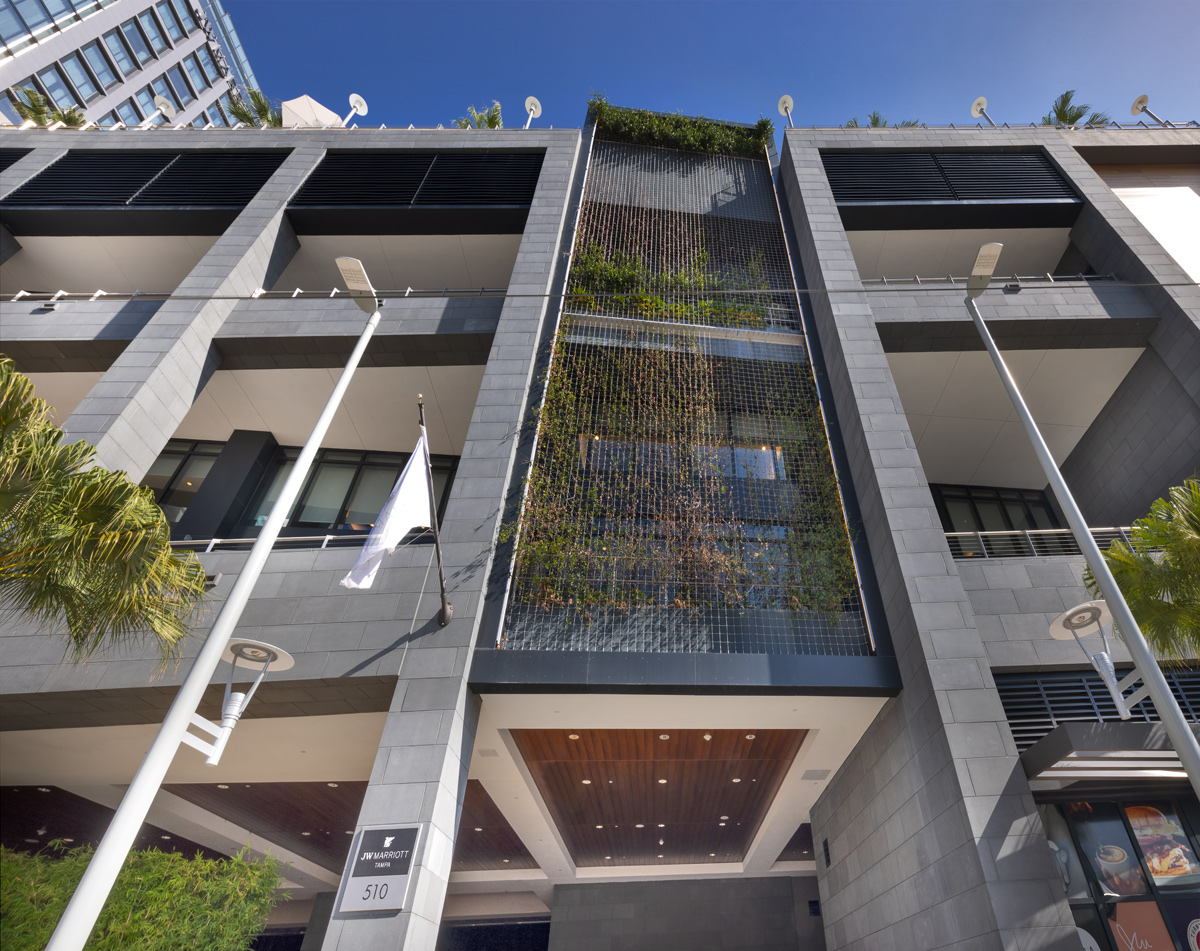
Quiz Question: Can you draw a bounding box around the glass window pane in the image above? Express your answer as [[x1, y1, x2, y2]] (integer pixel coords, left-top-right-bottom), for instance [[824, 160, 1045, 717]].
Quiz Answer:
[[1123, 802, 1200, 890], [206, 104, 226, 126], [137, 10, 166, 51], [1036, 805, 1091, 903], [41, 0, 70, 17], [82, 41, 117, 87], [944, 499, 978, 533], [154, 0, 181, 40], [1063, 801, 1149, 899], [141, 453, 185, 497], [197, 45, 220, 83], [249, 460, 294, 526], [135, 86, 160, 122], [151, 76, 178, 109], [0, 92, 22, 125], [167, 65, 193, 104], [183, 53, 208, 91], [12, 0, 51, 31], [103, 29, 137, 74], [1028, 502, 1058, 530], [97, 110, 118, 127], [159, 456, 214, 519], [170, 0, 196, 31], [974, 499, 1009, 532], [0, 2, 30, 43], [59, 52, 98, 100], [733, 446, 779, 480], [121, 20, 153, 64], [295, 465, 355, 526], [1004, 501, 1036, 531], [342, 467, 400, 528], [115, 99, 140, 125], [36, 65, 79, 109]]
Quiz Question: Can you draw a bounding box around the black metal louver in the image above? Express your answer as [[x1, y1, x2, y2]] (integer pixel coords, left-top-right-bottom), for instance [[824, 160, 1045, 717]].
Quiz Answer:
[[822, 152, 955, 203], [2, 151, 176, 206], [131, 151, 287, 206], [289, 152, 434, 206], [0, 148, 31, 173], [934, 153, 1078, 201], [412, 153, 543, 205], [996, 669, 1200, 752]]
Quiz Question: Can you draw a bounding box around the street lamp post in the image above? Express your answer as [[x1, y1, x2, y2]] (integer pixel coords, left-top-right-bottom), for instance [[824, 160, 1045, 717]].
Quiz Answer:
[[964, 243, 1200, 799], [45, 258, 385, 951]]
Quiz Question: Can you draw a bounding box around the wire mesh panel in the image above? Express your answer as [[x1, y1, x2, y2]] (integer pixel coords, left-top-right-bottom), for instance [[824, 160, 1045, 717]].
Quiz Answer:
[[504, 134, 870, 656]]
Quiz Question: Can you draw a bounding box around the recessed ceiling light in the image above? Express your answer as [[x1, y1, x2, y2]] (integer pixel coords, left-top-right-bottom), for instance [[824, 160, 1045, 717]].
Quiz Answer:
[[160, 835, 171, 840], [608, 780, 613, 783], [657, 779, 667, 784], [710, 853, 715, 857], [327, 782, 338, 788], [217, 784, 229, 789], [657, 854, 664, 858], [62, 838, 74, 843], [474, 827, 482, 832], [596, 825, 603, 829], [301, 832, 311, 836], [659, 734, 669, 740], [657, 824, 665, 828], [346, 830, 354, 834], [732, 778, 741, 783], [720, 816, 729, 820], [658, 838, 664, 846], [745, 734, 755, 740], [605, 855, 611, 859], [503, 859, 509, 863], [37, 787, 49, 793], [719, 822, 726, 826], [703, 734, 712, 741], [568, 734, 579, 740], [635, 824, 644, 828], [582, 779, 592, 785]]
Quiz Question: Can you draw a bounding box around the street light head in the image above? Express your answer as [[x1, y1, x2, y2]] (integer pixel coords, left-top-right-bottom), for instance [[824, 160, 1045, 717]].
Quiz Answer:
[[221, 638, 295, 671], [778, 94, 794, 117], [1131, 94, 1149, 116], [1049, 600, 1112, 641], [966, 242, 1003, 299], [348, 94, 369, 117], [335, 256, 379, 314], [153, 95, 177, 121], [525, 96, 542, 119]]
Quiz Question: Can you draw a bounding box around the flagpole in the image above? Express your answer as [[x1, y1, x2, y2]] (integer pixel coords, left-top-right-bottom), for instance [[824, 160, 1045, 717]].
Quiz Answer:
[[418, 394, 453, 626], [45, 259, 383, 951]]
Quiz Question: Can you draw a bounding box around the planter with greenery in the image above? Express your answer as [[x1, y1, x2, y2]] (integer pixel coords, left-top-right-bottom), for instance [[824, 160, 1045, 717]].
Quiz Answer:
[[0, 844, 284, 951], [588, 94, 772, 159]]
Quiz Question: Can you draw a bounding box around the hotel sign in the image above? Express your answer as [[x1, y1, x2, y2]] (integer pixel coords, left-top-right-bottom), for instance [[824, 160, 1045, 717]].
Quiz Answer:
[[336, 824, 422, 915]]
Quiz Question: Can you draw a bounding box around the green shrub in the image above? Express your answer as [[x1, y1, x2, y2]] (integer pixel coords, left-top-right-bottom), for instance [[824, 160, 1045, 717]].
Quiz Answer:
[[0, 844, 284, 951], [588, 94, 773, 159]]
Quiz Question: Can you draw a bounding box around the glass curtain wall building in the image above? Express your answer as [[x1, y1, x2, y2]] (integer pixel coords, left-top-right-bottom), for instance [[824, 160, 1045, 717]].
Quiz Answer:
[[0, 0, 254, 128]]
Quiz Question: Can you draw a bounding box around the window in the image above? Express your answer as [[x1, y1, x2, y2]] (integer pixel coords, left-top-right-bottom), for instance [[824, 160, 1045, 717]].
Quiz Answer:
[[81, 40, 119, 88], [114, 98, 140, 125], [58, 52, 99, 101], [169, 0, 196, 31], [190, 113, 205, 127], [150, 75, 178, 109], [140, 440, 225, 524], [244, 449, 457, 532], [196, 44, 220, 83], [166, 64, 193, 105], [36, 64, 79, 109], [183, 52, 208, 91], [206, 104, 226, 126], [137, 9, 167, 52], [41, 0, 72, 19], [154, 0, 182, 40], [134, 86, 159, 122], [931, 483, 1060, 534], [103, 28, 138, 74], [0, 1, 32, 46], [120, 19, 154, 64], [97, 110, 118, 127], [579, 437, 785, 481], [11, 0, 52, 32]]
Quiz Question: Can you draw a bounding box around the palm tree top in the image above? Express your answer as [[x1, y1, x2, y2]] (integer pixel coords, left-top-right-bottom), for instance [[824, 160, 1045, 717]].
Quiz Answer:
[[1041, 90, 1110, 127], [455, 101, 503, 129], [226, 88, 282, 128], [844, 110, 919, 128]]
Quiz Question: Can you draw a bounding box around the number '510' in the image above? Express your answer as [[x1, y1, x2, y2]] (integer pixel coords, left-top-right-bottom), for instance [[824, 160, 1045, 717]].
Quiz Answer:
[[363, 883, 388, 900]]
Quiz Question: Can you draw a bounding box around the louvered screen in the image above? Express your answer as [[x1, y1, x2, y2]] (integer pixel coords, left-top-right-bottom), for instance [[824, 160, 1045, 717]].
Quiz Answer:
[[289, 151, 543, 207], [132, 151, 286, 206], [2, 151, 175, 205], [821, 151, 1078, 204], [1, 150, 285, 207], [289, 152, 434, 206], [0, 148, 31, 173], [996, 669, 1200, 752], [413, 153, 543, 205]]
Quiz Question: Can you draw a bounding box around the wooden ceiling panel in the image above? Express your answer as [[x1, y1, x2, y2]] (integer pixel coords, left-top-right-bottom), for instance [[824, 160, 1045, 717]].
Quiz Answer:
[[451, 779, 539, 872], [778, 821, 815, 862], [510, 728, 805, 867]]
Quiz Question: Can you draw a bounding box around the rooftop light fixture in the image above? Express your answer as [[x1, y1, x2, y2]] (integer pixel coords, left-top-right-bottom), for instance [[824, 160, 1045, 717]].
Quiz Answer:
[[1048, 602, 1151, 719], [970, 96, 997, 128], [961, 242, 1200, 798], [524, 96, 542, 129], [778, 95, 794, 128], [342, 93, 368, 128], [139, 95, 177, 130], [1130, 94, 1170, 127]]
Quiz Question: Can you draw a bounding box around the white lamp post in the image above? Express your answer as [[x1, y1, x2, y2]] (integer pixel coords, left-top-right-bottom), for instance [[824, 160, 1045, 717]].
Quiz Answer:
[[45, 258, 384, 951], [964, 243, 1200, 798], [524, 96, 542, 130]]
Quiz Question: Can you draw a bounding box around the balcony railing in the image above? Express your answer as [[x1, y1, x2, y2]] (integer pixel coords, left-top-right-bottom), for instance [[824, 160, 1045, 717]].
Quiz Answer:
[[171, 532, 369, 554], [946, 527, 1133, 559]]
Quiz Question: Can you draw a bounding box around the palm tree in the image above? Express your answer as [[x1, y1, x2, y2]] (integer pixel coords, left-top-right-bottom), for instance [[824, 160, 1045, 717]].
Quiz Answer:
[[225, 88, 282, 128], [1041, 90, 1109, 127], [844, 110, 919, 128], [11, 87, 86, 128], [1085, 478, 1200, 662], [0, 356, 207, 662], [455, 101, 503, 129]]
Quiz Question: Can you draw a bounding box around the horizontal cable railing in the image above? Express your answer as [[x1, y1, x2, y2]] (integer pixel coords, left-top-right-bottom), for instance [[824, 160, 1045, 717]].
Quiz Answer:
[[7, 286, 509, 305], [861, 272, 1122, 288], [947, 527, 1133, 559], [171, 533, 369, 553]]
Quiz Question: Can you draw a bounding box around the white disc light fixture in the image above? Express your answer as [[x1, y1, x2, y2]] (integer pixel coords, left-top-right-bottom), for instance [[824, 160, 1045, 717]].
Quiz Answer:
[[1130, 94, 1169, 127], [971, 96, 997, 127], [342, 93, 369, 128], [778, 94, 794, 128], [140, 94, 177, 129], [525, 95, 542, 129]]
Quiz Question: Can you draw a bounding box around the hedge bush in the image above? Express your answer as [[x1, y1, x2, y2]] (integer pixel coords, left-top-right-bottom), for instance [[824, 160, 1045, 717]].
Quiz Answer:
[[1, 844, 284, 951], [588, 94, 773, 159]]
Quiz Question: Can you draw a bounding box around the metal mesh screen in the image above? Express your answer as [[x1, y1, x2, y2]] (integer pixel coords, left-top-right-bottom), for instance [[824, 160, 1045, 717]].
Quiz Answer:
[[503, 137, 870, 656]]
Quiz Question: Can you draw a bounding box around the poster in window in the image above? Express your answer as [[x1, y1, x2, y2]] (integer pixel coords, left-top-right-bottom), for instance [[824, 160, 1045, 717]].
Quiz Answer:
[[1039, 803, 1091, 902], [1124, 803, 1200, 887], [1161, 898, 1200, 951], [1065, 801, 1149, 898], [1105, 902, 1177, 951]]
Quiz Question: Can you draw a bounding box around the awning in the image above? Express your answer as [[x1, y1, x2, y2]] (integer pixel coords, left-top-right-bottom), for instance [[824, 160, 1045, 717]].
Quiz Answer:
[[1021, 721, 1199, 787]]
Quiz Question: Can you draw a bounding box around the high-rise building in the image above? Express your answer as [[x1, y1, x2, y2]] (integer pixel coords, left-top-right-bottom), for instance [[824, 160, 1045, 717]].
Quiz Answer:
[[0, 102, 1197, 951], [0, 0, 255, 129]]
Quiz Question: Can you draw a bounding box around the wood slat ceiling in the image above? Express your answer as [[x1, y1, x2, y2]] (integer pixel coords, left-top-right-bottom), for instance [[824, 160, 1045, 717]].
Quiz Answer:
[[165, 781, 366, 871], [452, 780, 540, 872], [510, 728, 805, 867], [778, 821, 815, 862]]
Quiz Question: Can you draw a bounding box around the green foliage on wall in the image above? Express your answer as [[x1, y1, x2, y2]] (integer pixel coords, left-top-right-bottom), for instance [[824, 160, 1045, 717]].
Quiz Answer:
[[0, 845, 284, 951], [510, 319, 857, 620], [588, 94, 773, 159]]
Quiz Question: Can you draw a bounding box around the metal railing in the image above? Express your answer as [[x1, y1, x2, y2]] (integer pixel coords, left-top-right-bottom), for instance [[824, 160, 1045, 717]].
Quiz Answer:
[[861, 272, 1122, 288], [171, 532, 369, 553], [946, 527, 1133, 559]]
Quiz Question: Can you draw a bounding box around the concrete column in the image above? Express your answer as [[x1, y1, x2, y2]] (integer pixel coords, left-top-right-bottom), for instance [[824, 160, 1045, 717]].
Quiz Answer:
[[318, 133, 582, 951], [779, 132, 1078, 951], [60, 147, 320, 479]]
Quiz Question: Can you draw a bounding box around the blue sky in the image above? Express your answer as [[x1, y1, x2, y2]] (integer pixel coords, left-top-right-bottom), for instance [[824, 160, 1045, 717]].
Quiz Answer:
[[225, 0, 1199, 134]]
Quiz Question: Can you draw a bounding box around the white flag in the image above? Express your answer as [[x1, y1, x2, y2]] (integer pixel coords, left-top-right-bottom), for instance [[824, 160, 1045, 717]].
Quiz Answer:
[[340, 430, 434, 590]]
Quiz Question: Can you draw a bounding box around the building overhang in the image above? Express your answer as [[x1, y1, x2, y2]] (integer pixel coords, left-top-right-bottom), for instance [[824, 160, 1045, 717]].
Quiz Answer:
[[1021, 721, 1199, 788]]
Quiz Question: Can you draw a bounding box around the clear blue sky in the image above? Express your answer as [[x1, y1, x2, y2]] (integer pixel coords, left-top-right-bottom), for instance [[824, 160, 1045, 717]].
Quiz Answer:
[[225, 0, 1199, 134]]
